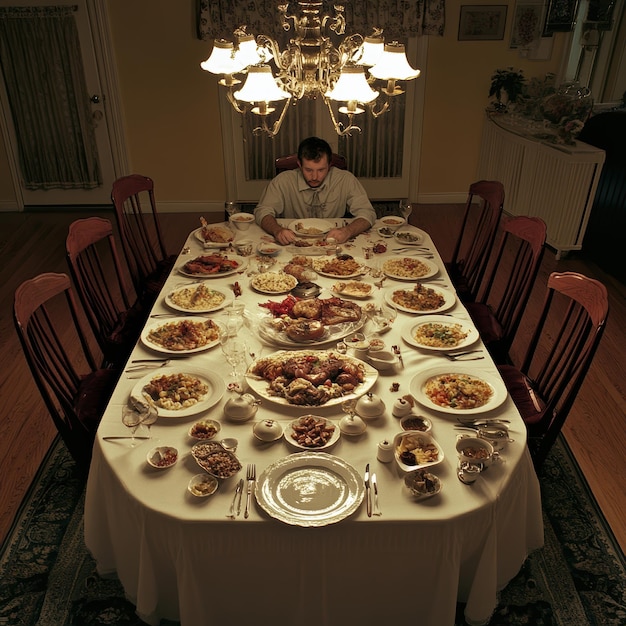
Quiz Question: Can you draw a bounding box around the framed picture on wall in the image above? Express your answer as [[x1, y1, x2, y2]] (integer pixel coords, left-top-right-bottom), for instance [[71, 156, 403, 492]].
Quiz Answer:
[[510, 2, 544, 48], [543, 0, 579, 33], [458, 5, 508, 41]]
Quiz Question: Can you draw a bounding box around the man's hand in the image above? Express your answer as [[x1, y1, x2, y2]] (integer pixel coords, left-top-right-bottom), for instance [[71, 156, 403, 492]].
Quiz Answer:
[[260, 215, 297, 245], [325, 227, 351, 244], [275, 227, 296, 245], [326, 218, 371, 244]]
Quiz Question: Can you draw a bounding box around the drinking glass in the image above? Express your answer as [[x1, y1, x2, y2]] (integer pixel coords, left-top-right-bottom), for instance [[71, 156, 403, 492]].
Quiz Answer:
[[399, 198, 413, 220], [225, 201, 239, 218], [224, 302, 245, 337], [121, 405, 144, 447], [134, 394, 158, 439], [220, 335, 248, 379]]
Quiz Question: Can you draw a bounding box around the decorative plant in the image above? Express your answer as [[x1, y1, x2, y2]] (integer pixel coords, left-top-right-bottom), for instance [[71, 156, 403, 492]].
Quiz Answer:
[[489, 68, 526, 108]]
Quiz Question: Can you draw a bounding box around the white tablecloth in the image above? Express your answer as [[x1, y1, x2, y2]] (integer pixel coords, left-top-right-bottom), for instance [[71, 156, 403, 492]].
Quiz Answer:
[[85, 219, 543, 626]]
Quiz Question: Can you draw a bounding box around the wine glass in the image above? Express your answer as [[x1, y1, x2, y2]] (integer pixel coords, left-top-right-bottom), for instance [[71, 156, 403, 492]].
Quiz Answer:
[[121, 404, 144, 447], [220, 334, 248, 380], [134, 394, 158, 439], [225, 201, 239, 218], [399, 198, 413, 220]]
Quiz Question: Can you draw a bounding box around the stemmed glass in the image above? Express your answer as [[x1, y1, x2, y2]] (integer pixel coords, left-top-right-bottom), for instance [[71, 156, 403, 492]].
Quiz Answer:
[[220, 333, 248, 381], [121, 404, 144, 447], [225, 201, 239, 218], [133, 394, 158, 439], [399, 199, 413, 220]]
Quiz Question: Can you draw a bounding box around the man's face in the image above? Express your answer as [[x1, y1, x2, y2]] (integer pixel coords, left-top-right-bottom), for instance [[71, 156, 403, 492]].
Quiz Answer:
[[298, 156, 330, 188]]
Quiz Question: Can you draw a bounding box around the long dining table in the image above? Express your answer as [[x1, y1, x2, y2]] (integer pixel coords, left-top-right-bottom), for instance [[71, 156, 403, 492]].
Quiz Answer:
[[84, 216, 544, 626]]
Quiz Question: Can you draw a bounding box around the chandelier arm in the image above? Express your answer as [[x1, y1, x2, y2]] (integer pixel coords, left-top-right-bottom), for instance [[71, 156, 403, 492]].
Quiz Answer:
[[368, 95, 391, 118], [225, 87, 248, 114], [324, 97, 362, 137], [252, 98, 292, 138]]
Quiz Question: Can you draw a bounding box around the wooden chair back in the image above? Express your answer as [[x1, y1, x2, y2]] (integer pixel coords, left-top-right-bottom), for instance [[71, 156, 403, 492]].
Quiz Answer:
[[66, 217, 143, 366], [448, 180, 505, 301], [468, 215, 546, 362], [275, 153, 347, 175], [111, 174, 174, 303], [13, 272, 117, 469], [501, 271, 609, 467]]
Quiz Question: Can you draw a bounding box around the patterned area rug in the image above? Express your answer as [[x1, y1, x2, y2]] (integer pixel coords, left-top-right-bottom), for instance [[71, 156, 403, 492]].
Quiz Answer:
[[1, 438, 624, 626]]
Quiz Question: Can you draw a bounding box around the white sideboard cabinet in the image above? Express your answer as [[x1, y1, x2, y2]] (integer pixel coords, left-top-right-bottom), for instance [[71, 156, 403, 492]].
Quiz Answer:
[[477, 115, 605, 258]]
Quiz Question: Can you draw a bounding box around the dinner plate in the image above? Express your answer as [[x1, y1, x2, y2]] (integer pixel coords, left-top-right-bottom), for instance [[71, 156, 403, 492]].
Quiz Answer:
[[330, 281, 374, 299], [257, 317, 365, 348], [384, 286, 456, 314], [140, 317, 221, 354], [393, 229, 427, 246], [311, 256, 367, 279], [287, 218, 333, 238], [402, 315, 480, 352], [192, 226, 233, 248], [255, 452, 364, 526], [284, 416, 341, 451], [250, 272, 298, 295], [164, 284, 232, 313], [130, 366, 225, 418], [409, 366, 507, 416], [178, 255, 246, 278], [245, 350, 377, 407], [286, 242, 333, 255], [382, 257, 439, 281]]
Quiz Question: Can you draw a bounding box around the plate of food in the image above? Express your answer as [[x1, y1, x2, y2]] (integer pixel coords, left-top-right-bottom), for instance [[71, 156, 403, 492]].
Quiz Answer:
[[285, 415, 340, 450], [246, 349, 377, 407], [255, 452, 364, 526], [257, 296, 364, 347], [330, 281, 373, 299], [131, 367, 225, 418], [140, 317, 221, 354], [393, 229, 427, 246], [382, 257, 439, 281], [286, 239, 336, 255], [165, 284, 232, 313], [287, 218, 333, 238], [409, 366, 507, 416], [402, 315, 479, 352], [194, 218, 234, 248], [384, 284, 456, 314], [179, 254, 245, 278], [250, 271, 298, 295], [394, 431, 444, 473], [311, 256, 367, 278]]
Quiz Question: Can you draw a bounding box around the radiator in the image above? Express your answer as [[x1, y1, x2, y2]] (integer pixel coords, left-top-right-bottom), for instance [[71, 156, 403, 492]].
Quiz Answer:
[[477, 116, 605, 258]]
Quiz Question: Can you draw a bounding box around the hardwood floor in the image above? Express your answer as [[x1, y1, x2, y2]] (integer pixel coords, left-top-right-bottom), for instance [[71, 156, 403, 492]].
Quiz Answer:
[[1, 206, 624, 555]]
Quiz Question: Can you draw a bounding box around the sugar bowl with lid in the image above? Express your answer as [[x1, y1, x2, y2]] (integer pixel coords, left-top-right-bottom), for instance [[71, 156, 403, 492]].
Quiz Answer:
[[224, 393, 260, 421]]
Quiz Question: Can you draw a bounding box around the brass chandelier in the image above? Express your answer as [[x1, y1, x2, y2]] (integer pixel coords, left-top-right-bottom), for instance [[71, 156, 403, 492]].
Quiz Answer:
[[200, 1, 420, 137]]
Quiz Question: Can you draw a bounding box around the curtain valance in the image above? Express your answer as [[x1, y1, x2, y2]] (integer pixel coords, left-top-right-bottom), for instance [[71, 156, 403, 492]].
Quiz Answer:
[[197, 0, 445, 41]]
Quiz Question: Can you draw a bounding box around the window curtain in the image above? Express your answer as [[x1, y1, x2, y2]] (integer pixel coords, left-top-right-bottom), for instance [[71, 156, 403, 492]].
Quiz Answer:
[[0, 6, 101, 190]]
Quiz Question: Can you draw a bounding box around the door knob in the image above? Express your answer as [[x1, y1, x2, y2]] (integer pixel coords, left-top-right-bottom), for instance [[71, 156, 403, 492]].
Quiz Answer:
[[90, 94, 101, 104]]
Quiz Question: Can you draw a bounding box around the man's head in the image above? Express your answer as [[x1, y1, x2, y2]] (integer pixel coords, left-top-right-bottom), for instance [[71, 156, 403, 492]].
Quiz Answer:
[[297, 137, 332, 188]]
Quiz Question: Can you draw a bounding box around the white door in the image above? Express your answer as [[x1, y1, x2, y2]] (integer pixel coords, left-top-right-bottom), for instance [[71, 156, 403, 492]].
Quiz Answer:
[[0, 0, 117, 206]]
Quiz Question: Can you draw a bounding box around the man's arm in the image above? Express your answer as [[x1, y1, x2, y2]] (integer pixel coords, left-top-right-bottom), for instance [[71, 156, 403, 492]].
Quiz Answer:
[[260, 215, 297, 245]]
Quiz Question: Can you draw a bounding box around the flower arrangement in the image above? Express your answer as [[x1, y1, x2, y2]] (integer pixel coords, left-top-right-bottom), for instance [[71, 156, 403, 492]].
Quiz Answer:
[[489, 68, 526, 109]]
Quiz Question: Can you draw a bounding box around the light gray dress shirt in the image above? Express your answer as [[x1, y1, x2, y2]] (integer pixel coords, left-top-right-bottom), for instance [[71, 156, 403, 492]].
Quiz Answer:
[[254, 167, 377, 226]]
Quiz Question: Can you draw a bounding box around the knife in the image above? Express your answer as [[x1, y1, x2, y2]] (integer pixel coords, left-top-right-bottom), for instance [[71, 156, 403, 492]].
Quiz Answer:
[[227, 479, 243, 519], [371, 473, 382, 516], [103, 436, 150, 441], [364, 463, 372, 517]]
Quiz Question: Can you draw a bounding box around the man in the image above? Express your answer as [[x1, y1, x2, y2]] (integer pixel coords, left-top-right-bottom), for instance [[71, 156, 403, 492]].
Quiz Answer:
[[254, 137, 377, 244]]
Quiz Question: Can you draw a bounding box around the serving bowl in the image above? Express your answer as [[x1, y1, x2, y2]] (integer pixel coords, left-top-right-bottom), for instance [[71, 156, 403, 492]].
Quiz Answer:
[[404, 469, 442, 499], [394, 431, 444, 472], [146, 446, 178, 469], [229, 212, 254, 230], [257, 242, 281, 256], [378, 215, 406, 232], [400, 415, 432, 432], [188, 473, 219, 498], [188, 419, 221, 440], [366, 350, 399, 371]]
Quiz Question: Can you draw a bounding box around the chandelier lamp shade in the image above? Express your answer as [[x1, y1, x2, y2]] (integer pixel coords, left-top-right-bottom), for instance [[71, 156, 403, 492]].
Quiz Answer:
[[200, 1, 421, 137]]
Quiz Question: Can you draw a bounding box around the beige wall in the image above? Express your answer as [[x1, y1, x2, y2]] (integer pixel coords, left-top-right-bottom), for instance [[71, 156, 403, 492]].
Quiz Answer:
[[0, 0, 569, 208]]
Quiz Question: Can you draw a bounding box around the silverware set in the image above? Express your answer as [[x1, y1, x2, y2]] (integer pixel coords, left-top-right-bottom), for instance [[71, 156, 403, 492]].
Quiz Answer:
[[226, 478, 244, 519], [364, 463, 382, 517], [443, 349, 484, 361], [125, 359, 171, 377]]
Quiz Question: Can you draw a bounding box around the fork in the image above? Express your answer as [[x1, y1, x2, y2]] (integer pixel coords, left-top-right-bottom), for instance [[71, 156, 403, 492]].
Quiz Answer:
[[126, 359, 171, 376], [244, 463, 256, 519], [444, 350, 484, 361]]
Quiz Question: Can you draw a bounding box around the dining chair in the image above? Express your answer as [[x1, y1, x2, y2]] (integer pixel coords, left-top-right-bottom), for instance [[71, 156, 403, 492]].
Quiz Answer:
[[446, 180, 505, 302], [13, 272, 119, 470], [497, 271, 609, 469], [111, 174, 177, 307], [275, 152, 347, 175], [464, 216, 547, 364], [66, 216, 147, 366]]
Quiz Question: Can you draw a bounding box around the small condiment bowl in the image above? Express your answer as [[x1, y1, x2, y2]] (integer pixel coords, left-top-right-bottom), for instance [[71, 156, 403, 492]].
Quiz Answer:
[[367, 350, 399, 371], [235, 239, 254, 256], [404, 469, 442, 499], [476, 423, 511, 451], [253, 419, 284, 442], [456, 436, 495, 467], [146, 446, 178, 469], [229, 212, 254, 230], [188, 419, 221, 441], [355, 392, 385, 418], [188, 473, 219, 498], [400, 415, 432, 432], [257, 242, 280, 256]]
